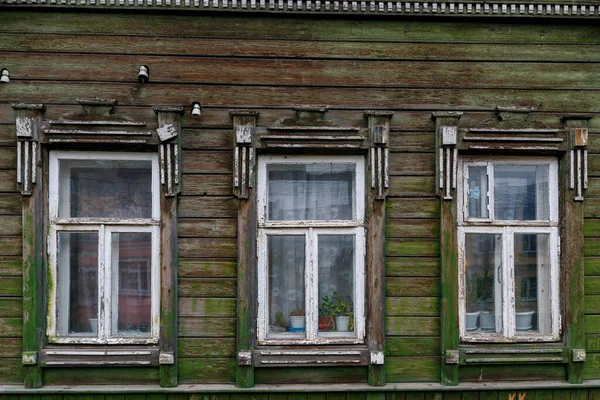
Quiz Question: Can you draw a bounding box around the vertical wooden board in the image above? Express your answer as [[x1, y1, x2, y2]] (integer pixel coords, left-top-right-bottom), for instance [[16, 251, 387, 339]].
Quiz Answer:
[[571, 389, 588, 400], [443, 393, 461, 400], [167, 395, 189, 400], [462, 392, 479, 400], [0, 396, 19, 400], [249, 395, 269, 400], [229, 395, 250, 400], [212, 395, 230, 400], [405, 393, 425, 400], [325, 394, 344, 400], [124, 395, 147, 400], [386, 393, 405, 400], [480, 392, 499, 400], [189, 395, 210, 400], [65, 396, 105, 400], [269, 394, 288, 400], [288, 394, 307, 400], [307, 394, 326, 400], [105, 396, 126, 400], [366, 394, 385, 400], [553, 391, 571, 400], [425, 393, 442, 400], [40, 396, 62, 400], [589, 389, 600, 400], [348, 394, 366, 400]]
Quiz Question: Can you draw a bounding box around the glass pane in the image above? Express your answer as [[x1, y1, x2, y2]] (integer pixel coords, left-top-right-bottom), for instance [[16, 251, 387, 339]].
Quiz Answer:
[[57, 232, 99, 336], [112, 232, 152, 336], [267, 163, 355, 221], [318, 235, 354, 334], [514, 233, 551, 334], [268, 236, 305, 335], [59, 159, 153, 218], [494, 165, 549, 221], [467, 166, 489, 219], [465, 233, 502, 333]]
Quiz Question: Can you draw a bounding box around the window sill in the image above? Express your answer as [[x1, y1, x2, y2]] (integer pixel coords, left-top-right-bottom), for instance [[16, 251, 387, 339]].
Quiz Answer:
[[252, 345, 369, 367], [458, 344, 568, 365], [40, 346, 159, 367]]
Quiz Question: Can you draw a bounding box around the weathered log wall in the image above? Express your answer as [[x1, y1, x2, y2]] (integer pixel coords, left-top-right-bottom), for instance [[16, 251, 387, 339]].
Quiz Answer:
[[0, 9, 599, 386]]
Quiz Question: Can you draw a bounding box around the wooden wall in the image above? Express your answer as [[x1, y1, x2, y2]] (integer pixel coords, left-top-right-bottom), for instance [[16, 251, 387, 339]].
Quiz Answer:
[[0, 9, 599, 386]]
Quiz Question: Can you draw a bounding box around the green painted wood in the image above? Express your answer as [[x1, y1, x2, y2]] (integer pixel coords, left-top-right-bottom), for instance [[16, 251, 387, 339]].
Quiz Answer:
[[584, 353, 600, 379], [288, 394, 306, 400], [386, 220, 439, 238], [386, 277, 441, 297], [325, 395, 343, 400], [0, 357, 21, 383], [0, 257, 22, 276], [386, 239, 439, 257], [178, 317, 236, 337], [178, 198, 236, 219], [179, 279, 237, 297], [0, 337, 21, 357], [178, 219, 236, 238], [179, 298, 236, 317], [43, 367, 159, 385], [459, 364, 567, 382], [479, 392, 499, 400], [386, 297, 439, 316], [386, 257, 440, 277], [106, 396, 126, 400], [553, 390, 571, 400], [348, 394, 366, 400], [0, 277, 22, 296], [585, 315, 600, 333], [584, 219, 600, 237], [386, 317, 440, 336], [461, 392, 479, 400], [0, 216, 21, 235], [0, 317, 22, 336], [179, 260, 236, 278], [179, 238, 237, 258], [387, 199, 439, 220], [366, 393, 385, 400], [585, 238, 600, 256], [585, 277, 600, 295], [585, 295, 600, 314], [0, 236, 22, 256], [535, 390, 554, 400], [571, 389, 588, 400], [254, 367, 367, 384], [0, 297, 21, 317], [590, 389, 600, 400], [586, 334, 600, 352], [178, 338, 236, 357], [386, 337, 440, 356]]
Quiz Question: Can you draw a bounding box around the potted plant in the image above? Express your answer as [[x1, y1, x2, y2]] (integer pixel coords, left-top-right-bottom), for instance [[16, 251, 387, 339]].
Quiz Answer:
[[332, 292, 353, 332], [289, 308, 305, 331], [319, 295, 335, 332], [272, 311, 287, 332]]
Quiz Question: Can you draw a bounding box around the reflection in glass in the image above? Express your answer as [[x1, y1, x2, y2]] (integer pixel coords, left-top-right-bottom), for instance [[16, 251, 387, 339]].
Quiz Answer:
[[59, 159, 152, 218], [494, 165, 549, 221], [58, 232, 99, 335], [268, 236, 305, 334], [112, 232, 152, 336], [467, 166, 489, 219], [465, 234, 502, 333], [318, 235, 354, 333], [514, 233, 551, 334], [267, 163, 355, 221]]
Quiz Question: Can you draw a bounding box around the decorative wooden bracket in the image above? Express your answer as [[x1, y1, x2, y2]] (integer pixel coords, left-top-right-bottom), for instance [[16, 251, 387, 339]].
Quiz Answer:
[[365, 111, 393, 200], [572, 349, 586, 362], [433, 112, 462, 201], [154, 106, 184, 197], [230, 111, 259, 199], [22, 351, 39, 366], [445, 350, 459, 365], [563, 115, 591, 202], [12, 104, 44, 196], [237, 350, 253, 366]]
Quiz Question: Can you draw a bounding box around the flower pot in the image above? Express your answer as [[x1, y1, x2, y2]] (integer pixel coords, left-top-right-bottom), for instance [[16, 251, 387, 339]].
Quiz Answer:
[[290, 316, 305, 329], [479, 311, 495, 330], [465, 311, 480, 331], [89, 318, 98, 334], [516, 311, 534, 331], [335, 316, 350, 332], [319, 316, 334, 332]]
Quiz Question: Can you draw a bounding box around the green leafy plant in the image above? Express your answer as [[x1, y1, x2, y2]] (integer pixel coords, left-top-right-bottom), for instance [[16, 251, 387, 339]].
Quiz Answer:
[[332, 291, 352, 317], [274, 311, 286, 327], [290, 308, 305, 316], [319, 295, 335, 316]]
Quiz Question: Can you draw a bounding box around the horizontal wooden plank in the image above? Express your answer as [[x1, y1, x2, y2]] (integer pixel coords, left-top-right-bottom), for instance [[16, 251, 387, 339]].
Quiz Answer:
[[386, 257, 440, 277], [0, 338, 21, 357], [460, 364, 566, 382], [179, 259, 236, 278], [0, 194, 20, 215], [255, 366, 367, 384], [181, 174, 233, 196], [387, 277, 440, 297], [386, 297, 439, 316], [587, 315, 600, 333], [179, 197, 236, 218], [0, 170, 18, 193], [182, 129, 233, 150], [390, 153, 434, 176], [387, 239, 440, 257], [0, 237, 21, 256], [178, 218, 237, 238], [0, 317, 22, 337], [5, 33, 600, 62], [178, 317, 236, 337], [586, 257, 600, 276], [43, 367, 159, 385], [0, 298, 22, 317], [584, 353, 600, 380], [387, 199, 439, 219], [586, 238, 600, 256], [8, 52, 600, 90], [178, 338, 236, 358], [178, 357, 235, 384], [386, 219, 439, 238], [0, 277, 21, 297], [389, 132, 435, 153], [585, 277, 600, 295], [183, 151, 232, 174], [2, 13, 599, 45], [179, 297, 236, 317], [179, 278, 237, 298], [4, 82, 600, 113], [0, 149, 16, 170], [385, 356, 440, 383], [386, 316, 440, 336], [585, 219, 600, 237], [0, 216, 20, 236], [586, 334, 600, 353], [586, 295, 600, 315], [179, 238, 237, 258], [0, 358, 22, 383], [386, 337, 440, 356], [388, 176, 436, 198], [0, 257, 22, 276], [588, 178, 600, 197]]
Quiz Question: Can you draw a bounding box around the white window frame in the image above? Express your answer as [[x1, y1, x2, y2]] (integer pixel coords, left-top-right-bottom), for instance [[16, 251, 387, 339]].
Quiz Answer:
[[457, 156, 560, 343], [47, 151, 160, 345], [256, 155, 366, 345]]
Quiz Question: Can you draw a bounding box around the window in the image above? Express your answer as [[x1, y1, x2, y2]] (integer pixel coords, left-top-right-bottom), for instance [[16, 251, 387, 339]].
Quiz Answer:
[[256, 155, 365, 344], [457, 157, 560, 342], [47, 151, 160, 344]]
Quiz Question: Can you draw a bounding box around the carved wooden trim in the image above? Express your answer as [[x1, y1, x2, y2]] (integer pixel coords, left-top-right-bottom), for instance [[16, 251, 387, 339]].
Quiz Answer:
[[231, 111, 258, 199], [253, 347, 370, 367], [434, 112, 462, 202], [154, 107, 184, 197], [365, 111, 393, 201]]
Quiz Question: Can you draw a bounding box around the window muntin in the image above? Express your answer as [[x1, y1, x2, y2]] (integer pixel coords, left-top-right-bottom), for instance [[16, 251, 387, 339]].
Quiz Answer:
[[257, 156, 365, 344], [458, 158, 559, 342], [48, 151, 160, 344]]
